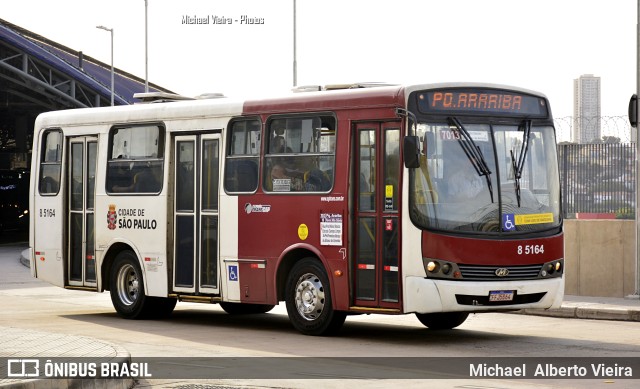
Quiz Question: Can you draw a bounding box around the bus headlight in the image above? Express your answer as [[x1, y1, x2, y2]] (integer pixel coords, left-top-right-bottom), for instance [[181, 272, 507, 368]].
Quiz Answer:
[[423, 258, 461, 279], [545, 263, 555, 274], [538, 259, 563, 278]]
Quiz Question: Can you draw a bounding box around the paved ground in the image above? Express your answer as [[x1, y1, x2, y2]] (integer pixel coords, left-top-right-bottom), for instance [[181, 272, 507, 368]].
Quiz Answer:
[[2, 246, 640, 388], [0, 326, 132, 389]]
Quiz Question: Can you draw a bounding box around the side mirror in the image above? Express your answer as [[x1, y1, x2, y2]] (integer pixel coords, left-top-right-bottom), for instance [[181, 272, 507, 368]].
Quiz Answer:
[[403, 136, 420, 168], [629, 94, 637, 128]]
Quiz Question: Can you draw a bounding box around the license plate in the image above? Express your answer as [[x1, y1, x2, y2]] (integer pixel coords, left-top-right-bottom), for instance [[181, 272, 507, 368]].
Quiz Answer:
[[489, 290, 515, 302]]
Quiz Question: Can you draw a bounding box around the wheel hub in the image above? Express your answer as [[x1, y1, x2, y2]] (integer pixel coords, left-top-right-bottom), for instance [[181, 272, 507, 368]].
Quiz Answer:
[[295, 273, 325, 320], [116, 264, 139, 306]]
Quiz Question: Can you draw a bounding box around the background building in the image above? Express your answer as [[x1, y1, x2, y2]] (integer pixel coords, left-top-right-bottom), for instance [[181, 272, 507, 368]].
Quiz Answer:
[[572, 74, 601, 143]]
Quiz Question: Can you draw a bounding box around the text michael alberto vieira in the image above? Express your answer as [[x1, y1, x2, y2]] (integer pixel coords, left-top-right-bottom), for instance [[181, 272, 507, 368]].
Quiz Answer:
[[470, 363, 633, 378], [182, 14, 264, 25]]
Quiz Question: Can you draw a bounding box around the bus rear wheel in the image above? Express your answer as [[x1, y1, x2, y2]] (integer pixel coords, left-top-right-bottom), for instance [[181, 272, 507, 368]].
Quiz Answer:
[[219, 302, 275, 314], [415, 312, 469, 330], [285, 258, 346, 336], [109, 250, 176, 319]]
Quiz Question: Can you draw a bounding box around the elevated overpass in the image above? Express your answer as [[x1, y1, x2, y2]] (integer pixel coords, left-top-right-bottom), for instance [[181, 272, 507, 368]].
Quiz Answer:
[[0, 18, 174, 170]]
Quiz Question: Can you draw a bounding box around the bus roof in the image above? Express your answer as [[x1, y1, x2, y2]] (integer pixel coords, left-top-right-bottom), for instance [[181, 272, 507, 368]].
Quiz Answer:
[[33, 82, 549, 129], [243, 82, 548, 116], [33, 97, 245, 129], [243, 84, 405, 115]]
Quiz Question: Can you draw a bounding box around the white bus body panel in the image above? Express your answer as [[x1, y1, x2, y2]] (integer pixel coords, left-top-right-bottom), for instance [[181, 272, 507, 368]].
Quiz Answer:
[[30, 128, 65, 287], [30, 98, 245, 298], [97, 195, 169, 297], [219, 193, 241, 302], [31, 193, 65, 287]]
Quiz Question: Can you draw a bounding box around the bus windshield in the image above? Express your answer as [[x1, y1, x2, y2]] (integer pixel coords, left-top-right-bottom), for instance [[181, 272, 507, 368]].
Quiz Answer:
[[410, 119, 560, 234]]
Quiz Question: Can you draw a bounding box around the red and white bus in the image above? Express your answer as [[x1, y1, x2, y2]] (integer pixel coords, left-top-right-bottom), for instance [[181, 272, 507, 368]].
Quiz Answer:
[[29, 83, 563, 335]]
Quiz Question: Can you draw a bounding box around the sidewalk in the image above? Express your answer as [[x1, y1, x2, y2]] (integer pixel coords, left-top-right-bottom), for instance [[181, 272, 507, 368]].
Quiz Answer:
[[519, 294, 640, 322]]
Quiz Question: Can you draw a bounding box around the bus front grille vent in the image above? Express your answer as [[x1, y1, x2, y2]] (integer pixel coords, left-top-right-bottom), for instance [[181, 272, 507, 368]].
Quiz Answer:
[[457, 264, 543, 280]]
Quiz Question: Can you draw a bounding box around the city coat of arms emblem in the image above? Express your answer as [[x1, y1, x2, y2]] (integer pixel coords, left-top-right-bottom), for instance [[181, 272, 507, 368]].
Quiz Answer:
[[107, 204, 117, 230]]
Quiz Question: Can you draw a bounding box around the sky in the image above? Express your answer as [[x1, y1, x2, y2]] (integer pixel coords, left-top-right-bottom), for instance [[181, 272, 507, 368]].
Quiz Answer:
[[2, 1, 637, 128]]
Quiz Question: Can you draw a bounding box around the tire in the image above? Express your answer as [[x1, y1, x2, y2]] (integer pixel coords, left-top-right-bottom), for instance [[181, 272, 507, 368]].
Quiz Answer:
[[148, 296, 177, 319], [415, 312, 469, 330], [109, 250, 176, 319], [285, 258, 346, 336], [219, 302, 275, 314]]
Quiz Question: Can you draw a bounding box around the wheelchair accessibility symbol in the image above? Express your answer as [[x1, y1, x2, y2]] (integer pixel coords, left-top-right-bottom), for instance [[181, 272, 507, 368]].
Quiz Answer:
[[228, 265, 238, 281], [502, 214, 516, 231]]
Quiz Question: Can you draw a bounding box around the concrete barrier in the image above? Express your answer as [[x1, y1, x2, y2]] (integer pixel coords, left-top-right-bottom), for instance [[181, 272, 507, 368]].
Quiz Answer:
[[564, 219, 636, 298]]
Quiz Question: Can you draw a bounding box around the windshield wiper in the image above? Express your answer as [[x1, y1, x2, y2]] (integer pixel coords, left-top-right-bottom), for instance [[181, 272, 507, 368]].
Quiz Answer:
[[448, 117, 494, 202], [510, 120, 532, 207]]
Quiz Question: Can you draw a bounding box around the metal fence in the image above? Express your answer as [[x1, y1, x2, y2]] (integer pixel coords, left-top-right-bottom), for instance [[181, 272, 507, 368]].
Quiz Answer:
[[558, 143, 636, 219]]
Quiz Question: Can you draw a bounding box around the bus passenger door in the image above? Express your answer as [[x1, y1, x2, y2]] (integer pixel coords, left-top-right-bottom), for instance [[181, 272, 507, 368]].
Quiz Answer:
[[173, 134, 221, 295], [353, 123, 402, 309], [67, 136, 98, 288]]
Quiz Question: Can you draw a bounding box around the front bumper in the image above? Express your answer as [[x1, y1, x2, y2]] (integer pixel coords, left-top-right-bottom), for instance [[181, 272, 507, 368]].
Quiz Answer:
[[404, 276, 564, 314]]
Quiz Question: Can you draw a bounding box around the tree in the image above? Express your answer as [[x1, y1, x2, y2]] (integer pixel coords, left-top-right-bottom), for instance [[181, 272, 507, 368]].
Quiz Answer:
[[602, 136, 621, 144]]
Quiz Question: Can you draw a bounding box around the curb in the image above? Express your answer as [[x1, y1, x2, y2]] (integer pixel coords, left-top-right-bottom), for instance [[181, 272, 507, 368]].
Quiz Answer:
[[519, 305, 640, 322], [1, 370, 134, 389], [19, 249, 29, 268]]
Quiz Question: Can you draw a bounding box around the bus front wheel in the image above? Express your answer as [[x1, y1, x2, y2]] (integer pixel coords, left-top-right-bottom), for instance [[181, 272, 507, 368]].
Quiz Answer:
[[285, 258, 346, 336], [109, 250, 176, 319], [415, 312, 469, 330]]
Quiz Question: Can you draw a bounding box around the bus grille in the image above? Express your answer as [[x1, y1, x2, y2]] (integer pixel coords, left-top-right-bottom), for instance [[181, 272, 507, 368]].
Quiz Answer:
[[457, 264, 543, 280]]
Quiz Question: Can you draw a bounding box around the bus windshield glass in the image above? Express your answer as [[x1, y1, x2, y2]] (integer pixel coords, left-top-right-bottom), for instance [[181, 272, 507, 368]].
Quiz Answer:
[[410, 120, 560, 234]]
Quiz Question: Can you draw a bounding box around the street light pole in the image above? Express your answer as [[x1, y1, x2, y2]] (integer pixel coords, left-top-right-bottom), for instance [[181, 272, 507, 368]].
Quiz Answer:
[[96, 25, 114, 106], [145, 0, 149, 93]]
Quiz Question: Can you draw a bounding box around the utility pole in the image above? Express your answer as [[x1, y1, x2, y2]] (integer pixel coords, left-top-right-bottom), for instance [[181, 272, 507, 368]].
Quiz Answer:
[[145, 0, 149, 93], [634, 0, 640, 298], [293, 0, 297, 87]]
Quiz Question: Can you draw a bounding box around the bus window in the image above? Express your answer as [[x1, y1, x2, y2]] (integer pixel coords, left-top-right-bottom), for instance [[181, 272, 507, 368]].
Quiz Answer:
[[264, 115, 335, 193], [106, 125, 164, 194], [39, 129, 62, 195], [224, 119, 261, 193]]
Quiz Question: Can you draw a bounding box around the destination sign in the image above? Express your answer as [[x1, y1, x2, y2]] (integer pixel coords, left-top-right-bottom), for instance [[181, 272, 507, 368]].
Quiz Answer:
[[417, 89, 548, 117]]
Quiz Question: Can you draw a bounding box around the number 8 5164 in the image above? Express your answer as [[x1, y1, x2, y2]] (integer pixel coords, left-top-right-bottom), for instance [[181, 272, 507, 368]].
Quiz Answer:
[[517, 244, 544, 255]]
